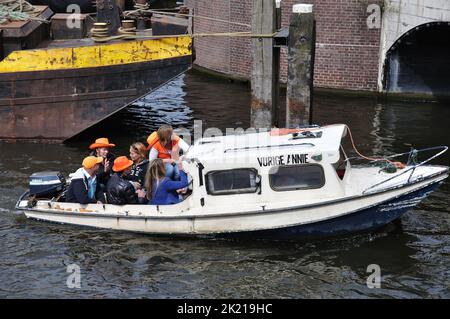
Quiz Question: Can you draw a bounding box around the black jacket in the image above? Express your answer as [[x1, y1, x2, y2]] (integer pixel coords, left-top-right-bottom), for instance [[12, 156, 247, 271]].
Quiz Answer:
[[125, 159, 149, 186], [66, 168, 105, 204], [89, 151, 115, 186], [106, 173, 140, 205]]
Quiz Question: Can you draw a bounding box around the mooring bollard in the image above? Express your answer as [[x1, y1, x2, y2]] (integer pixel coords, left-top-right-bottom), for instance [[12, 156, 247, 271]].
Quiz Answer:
[[96, 0, 121, 35], [286, 4, 316, 128]]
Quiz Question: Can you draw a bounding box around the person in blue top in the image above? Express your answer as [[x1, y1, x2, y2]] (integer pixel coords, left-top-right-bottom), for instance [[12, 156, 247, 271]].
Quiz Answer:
[[144, 158, 189, 205]]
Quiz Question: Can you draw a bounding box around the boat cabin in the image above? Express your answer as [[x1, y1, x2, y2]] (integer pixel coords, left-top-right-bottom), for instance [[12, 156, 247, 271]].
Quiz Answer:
[[182, 124, 350, 213]]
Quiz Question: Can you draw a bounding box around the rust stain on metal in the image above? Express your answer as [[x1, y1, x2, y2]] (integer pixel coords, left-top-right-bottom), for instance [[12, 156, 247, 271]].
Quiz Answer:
[[78, 208, 93, 213]]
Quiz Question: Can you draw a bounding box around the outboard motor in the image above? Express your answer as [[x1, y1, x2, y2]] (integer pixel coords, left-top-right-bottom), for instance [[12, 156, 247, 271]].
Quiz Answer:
[[29, 171, 66, 199]]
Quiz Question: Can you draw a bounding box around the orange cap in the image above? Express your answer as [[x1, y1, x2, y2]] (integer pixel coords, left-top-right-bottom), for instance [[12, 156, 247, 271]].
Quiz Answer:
[[82, 156, 103, 169], [89, 137, 116, 150], [112, 156, 134, 172]]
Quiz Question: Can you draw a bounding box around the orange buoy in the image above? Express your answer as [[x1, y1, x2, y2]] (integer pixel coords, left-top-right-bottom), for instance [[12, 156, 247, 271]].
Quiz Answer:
[[269, 128, 304, 136], [393, 161, 406, 169]]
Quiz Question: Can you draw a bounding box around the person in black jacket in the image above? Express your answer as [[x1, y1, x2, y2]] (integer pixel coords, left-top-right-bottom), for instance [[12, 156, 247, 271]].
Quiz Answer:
[[106, 156, 147, 205], [88, 137, 116, 189], [66, 156, 105, 204], [125, 142, 149, 188]]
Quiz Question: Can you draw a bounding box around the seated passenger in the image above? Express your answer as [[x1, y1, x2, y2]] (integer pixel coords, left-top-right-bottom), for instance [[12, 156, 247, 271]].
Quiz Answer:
[[125, 142, 149, 188], [145, 159, 189, 205], [106, 156, 146, 205], [89, 137, 116, 188], [146, 125, 189, 180], [66, 156, 105, 205]]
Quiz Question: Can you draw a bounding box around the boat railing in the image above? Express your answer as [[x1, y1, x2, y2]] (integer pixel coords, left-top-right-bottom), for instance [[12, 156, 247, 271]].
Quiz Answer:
[[361, 146, 448, 194]]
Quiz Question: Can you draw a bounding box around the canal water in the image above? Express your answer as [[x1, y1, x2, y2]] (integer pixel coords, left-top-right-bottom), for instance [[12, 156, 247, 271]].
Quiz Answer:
[[0, 70, 449, 298]]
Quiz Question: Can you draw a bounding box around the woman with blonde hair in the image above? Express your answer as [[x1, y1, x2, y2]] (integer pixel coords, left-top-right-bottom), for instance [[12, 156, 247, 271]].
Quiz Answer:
[[145, 159, 189, 205], [126, 142, 149, 187]]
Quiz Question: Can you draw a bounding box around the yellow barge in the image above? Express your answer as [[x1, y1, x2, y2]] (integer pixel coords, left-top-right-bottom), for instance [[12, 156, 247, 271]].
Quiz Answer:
[[0, 3, 192, 140]]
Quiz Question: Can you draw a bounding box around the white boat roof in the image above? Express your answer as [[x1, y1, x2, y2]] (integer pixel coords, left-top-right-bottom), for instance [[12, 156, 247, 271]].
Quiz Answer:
[[185, 124, 347, 165]]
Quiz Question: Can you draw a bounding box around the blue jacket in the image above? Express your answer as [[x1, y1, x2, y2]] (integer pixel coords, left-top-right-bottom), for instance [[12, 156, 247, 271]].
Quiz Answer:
[[149, 171, 189, 205]]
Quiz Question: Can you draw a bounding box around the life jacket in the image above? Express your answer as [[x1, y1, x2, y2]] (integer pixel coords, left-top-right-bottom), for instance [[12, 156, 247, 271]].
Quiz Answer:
[[147, 131, 180, 159]]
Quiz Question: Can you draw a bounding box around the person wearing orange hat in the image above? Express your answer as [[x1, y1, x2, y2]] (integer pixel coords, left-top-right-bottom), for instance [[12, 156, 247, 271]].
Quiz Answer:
[[88, 137, 116, 188], [105, 156, 147, 205], [66, 156, 105, 205]]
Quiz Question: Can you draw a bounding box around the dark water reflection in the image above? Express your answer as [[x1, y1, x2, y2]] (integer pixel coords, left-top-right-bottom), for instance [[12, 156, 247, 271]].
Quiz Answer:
[[0, 70, 449, 298]]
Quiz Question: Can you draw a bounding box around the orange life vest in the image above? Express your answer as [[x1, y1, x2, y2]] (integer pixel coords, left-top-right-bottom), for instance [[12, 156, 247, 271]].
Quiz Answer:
[[147, 131, 180, 159]]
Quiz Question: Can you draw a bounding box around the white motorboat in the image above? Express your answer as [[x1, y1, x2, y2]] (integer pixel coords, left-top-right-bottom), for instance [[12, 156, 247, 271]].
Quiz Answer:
[[15, 124, 449, 239]]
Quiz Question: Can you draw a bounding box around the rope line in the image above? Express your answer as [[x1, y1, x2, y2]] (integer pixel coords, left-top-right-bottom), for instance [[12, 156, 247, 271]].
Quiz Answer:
[[91, 30, 276, 42], [0, 0, 47, 24], [123, 7, 252, 28], [344, 124, 405, 169]]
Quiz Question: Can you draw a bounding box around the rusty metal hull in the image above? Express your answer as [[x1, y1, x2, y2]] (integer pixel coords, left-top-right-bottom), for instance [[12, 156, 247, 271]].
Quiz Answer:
[[0, 55, 191, 140]]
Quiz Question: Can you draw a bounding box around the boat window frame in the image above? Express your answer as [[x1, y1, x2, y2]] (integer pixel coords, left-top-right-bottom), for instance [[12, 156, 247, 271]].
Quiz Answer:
[[268, 164, 326, 191], [205, 168, 260, 196]]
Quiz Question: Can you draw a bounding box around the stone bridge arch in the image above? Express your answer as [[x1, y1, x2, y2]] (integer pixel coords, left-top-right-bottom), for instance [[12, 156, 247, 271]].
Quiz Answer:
[[378, 0, 450, 94]]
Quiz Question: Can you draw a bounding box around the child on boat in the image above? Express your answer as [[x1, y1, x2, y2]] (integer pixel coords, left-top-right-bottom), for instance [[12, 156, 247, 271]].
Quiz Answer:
[[146, 125, 190, 180]]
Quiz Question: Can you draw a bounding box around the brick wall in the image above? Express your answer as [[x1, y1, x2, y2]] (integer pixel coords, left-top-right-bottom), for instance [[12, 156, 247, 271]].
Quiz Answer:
[[185, 0, 382, 91]]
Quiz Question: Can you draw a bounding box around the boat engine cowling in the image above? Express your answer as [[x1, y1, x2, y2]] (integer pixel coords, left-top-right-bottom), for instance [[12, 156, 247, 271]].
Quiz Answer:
[[29, 171, 66, 198]]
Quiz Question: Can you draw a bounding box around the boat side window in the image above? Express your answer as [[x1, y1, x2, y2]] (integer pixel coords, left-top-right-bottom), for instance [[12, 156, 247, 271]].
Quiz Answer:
[[206, 168, 259, 195], [269, 164, 325, 191]]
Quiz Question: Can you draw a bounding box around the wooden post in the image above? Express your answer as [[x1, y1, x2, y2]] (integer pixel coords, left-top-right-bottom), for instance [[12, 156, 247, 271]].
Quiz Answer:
[[251, 0, 277, 129], [272, 0, 282, 127], [187, 8, 193, 36], [286, 4, 315, 128], [0, 29, 3, 61]]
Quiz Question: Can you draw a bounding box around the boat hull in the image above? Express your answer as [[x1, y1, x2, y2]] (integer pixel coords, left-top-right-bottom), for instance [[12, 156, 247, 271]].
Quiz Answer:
[[0, 55, 191, 140], [220, 181, 442, 240], [18, 175, 446, 240]]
